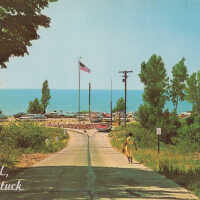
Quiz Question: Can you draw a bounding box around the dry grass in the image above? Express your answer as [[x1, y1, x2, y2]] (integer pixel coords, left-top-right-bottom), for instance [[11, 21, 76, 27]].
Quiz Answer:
[[16, 153, 51, 168]]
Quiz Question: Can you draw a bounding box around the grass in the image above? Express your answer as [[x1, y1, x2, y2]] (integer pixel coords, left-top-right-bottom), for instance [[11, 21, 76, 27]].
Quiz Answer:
[[0, 122, 69, 170], [109, 123, 200, 198]]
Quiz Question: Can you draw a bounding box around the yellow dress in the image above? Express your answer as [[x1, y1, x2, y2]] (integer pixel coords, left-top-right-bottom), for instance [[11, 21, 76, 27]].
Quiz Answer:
[[125, 136, 135, 158]]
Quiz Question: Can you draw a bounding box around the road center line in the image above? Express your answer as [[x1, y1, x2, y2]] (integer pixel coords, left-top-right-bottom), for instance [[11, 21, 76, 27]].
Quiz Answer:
[[87, 134, 96, 200]]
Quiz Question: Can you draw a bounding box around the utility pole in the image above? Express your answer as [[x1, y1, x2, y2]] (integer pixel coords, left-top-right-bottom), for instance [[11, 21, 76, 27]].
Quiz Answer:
[[119, 70, 133, 127]]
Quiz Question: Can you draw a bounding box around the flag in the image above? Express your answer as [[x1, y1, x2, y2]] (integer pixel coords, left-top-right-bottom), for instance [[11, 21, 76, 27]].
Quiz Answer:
[[79, 61, 91, 73]]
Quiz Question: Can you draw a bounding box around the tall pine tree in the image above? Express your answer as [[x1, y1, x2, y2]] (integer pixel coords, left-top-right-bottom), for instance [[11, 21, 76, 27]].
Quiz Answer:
[[138, 54, 169, 128], [41, 80, 51, 113], [169, 58, 188, 113], [185, 71, 200, 113]]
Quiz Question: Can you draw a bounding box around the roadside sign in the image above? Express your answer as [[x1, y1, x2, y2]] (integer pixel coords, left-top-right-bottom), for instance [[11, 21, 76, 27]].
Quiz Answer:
[[157, 128, 161, 154], [156, 128, 161, 135]]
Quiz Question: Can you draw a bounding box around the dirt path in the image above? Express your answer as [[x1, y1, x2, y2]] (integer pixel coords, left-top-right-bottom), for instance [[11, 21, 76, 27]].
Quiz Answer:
[[0, 129, 198, 200]]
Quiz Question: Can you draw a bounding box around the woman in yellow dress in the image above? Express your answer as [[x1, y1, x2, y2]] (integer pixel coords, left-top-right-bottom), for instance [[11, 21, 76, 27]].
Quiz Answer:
[[124, 133, 137, 164]]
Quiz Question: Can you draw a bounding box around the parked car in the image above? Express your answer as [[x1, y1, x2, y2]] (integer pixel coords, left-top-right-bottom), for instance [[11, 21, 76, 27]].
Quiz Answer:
[[19, 114, 46, 121], [63, 112, 77, 118], [96, 124, 112, 132], [13, 112, 26, 118], [0, 114, 8, 122], [90, 117, 102, 123], [45, 111, 62, 118], [102, 118, 112, 122]]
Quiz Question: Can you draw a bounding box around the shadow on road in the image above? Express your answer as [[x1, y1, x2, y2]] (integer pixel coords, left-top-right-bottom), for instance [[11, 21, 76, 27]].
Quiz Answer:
[[0, 165, 193, 200]]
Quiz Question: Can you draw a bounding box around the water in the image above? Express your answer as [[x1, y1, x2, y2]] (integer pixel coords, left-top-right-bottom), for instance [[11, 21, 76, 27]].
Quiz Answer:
[[0, 89, 192, 115]]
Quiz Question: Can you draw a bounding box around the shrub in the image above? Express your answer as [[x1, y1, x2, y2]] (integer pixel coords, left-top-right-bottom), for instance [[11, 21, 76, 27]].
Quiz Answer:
[[110, 123, 157, 151], [0, 122, 69, 168], [27, 98, 43, 114], [177, 122, 200, 153], [0, 127, 20, 168], [160, 111, 181, 144], [185, 115, 194, 126]]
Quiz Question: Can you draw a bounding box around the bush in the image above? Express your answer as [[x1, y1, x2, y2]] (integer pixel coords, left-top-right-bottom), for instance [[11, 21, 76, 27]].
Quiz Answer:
[[27, 98, 43, 114], [0, 128, 20, 168], [136, 104, 157, 129], [177, 119, 200, 153], [160, 111, 181, 144], [110, 123, 157, 151], [0, 122, 69, 168], [185, 115, 194, 126]]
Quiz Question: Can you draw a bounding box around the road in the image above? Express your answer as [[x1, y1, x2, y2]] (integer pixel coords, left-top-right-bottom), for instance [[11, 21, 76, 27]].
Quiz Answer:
[[0, 129, 198, 200]]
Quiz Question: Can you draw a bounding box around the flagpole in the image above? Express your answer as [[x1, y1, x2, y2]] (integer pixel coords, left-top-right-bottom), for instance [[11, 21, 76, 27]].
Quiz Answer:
[[78, 58, 81, 124], [78, 58, 91, 125], [89, 81, 91, 120], [110, 79, 112, 127]]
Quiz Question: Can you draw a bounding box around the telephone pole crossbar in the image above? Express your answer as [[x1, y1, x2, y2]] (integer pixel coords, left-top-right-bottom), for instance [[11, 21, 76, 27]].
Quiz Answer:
[[119, 70, 133, 127]]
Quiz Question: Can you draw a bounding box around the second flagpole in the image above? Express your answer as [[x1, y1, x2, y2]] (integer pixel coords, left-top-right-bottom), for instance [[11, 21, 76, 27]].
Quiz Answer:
[[78, 57, 81, 124], [89, 81, 91, 120]]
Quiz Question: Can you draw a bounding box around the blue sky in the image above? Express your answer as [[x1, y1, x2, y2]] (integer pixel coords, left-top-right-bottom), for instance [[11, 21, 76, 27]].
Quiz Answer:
[[1, 0, 200, 89]]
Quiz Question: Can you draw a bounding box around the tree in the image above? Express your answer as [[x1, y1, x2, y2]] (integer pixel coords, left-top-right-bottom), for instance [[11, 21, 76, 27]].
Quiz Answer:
[[113, 97, 125, 113], [27, 98, 42, 114], [137, 104, 156, 129], [0, 0, 57, 68], [41, 80, 51, 113], [138, 54, 169, 128], [27, 80, 51, 114], [169, 58, 188, 113], [184, 71, 200, 113], [160, 110, 181, 144]]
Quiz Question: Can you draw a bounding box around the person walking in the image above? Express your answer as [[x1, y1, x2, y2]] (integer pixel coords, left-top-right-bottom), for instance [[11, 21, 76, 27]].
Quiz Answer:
[[123, 133, 137, 164]]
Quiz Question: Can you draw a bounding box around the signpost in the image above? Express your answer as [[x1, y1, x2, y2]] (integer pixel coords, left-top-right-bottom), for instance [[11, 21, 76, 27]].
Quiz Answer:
[[156, 128, 161, 154]]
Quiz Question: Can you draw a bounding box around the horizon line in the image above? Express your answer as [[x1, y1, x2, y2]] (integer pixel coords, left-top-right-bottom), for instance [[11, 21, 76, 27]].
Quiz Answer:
[[0, 88, 144, 91]]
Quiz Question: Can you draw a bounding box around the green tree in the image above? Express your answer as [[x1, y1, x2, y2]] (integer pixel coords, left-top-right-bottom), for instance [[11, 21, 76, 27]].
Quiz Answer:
[[138, 54, 169, 128], [184, 71, 200, 113], [160, 111, 181, 144], [41, 80, 51, 113], [113, 97, 125, 113], [169, 58, 188, 113], [137, 104, 156, 129], [27, 98, 42, 114], [0, 0, 57, 68]]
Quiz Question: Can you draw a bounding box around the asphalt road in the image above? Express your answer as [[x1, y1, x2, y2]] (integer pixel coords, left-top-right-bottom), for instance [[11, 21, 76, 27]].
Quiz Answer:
[[0, 129, 198, 200]]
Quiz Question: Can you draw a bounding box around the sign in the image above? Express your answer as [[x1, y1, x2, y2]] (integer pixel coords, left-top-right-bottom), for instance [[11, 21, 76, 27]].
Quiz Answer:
[[156, 128, 161, 136]]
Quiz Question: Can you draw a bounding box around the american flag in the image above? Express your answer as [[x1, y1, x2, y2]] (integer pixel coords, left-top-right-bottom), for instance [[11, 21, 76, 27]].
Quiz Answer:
[[79, 61, 91, 73]]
